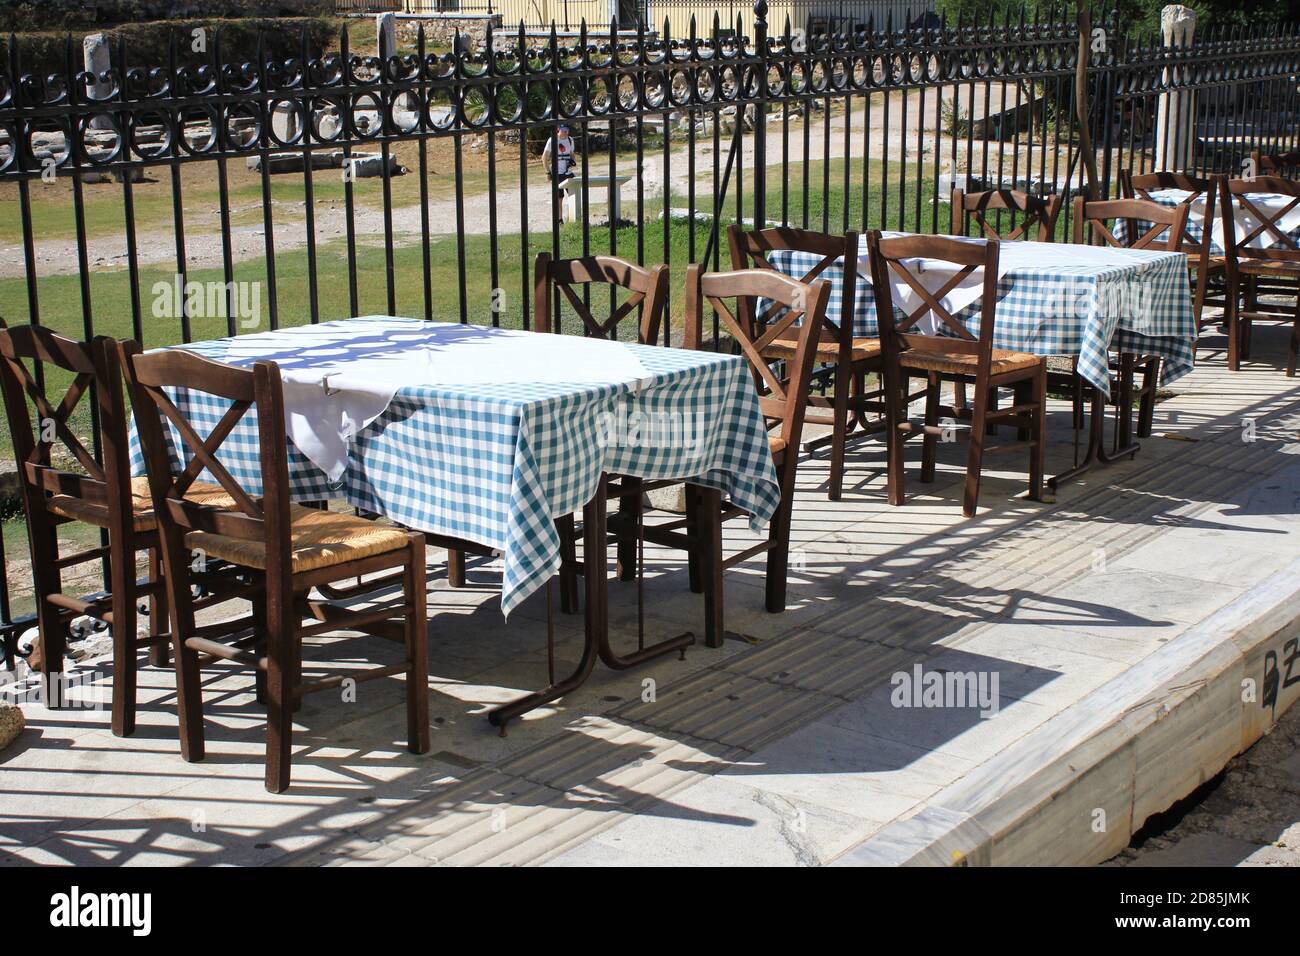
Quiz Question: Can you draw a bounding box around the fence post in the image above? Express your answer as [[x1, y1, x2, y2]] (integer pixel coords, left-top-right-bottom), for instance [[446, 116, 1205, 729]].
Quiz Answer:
[[1155, 4, 1196, 172], [752, 0, 768, 230]]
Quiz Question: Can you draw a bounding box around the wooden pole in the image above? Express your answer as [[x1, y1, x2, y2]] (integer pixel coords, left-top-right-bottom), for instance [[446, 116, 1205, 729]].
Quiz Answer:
[[1075, 1, 1100, 201]]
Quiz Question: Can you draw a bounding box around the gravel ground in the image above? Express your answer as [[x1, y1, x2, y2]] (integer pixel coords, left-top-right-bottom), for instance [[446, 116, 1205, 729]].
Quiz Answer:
[[1107, 702, 1300, 867]]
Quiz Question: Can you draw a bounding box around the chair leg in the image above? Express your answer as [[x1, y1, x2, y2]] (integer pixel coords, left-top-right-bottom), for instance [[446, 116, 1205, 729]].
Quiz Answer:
[[1137, 358, 1159, 438], [263, 580, 296, 794], [1029, 367, 1046, 502], [616, 478, 642, 581], [1289, 316, 1300, 378], [556, 514, 579, 613], [963, 381, 990, 518], [1071, 371, 1085, 431], [920, 372, 940, 484], [147, 548, 170, 668], [828, 360, 850, 501], [169, 575, 206, 763], [1014, 379, 1031, 442], [1243, 277, 1256, 361], [952, 380, 968, 414], [696, 486, 724, 648], [446, 548, 466, 588], [30, 523, 67, 708], [251, 592, 269, 706], [765, 486, 795, 615], [109, 545, 137, 738], [684, 484, 703, 594], [1226, 272, 1241, 371], [985, 386, 1000, 437], [404, 537, 430, 755], [885, 372, 907, 507]]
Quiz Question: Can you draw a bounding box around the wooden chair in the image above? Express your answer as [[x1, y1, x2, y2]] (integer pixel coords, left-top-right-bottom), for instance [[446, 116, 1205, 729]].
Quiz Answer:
[[532, 253, 671, 613], [727, 225, 883, 501], [864, 232, 1047, 518], [1252, 150, 1300, 178], [1073, 195, 1191, 437], [950, 188, 1062, 431], [951, 187, 1062, 242], [1221, 175, 1300, 377], [121, 343, 429, 793], [0, 327, 199, 736], [441, 254, 669, 596], [1120, 169, 1226, 336], [647, 265, 824, 647]]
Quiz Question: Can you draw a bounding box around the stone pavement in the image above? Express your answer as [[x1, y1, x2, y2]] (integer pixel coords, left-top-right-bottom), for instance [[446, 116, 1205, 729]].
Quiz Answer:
[[0, 324, 1296, 867]]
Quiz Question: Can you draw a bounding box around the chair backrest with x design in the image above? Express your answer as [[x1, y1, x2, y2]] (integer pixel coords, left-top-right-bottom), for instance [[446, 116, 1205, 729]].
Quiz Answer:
[[1072, 196, 1190, 252], [951, 188, 1062, 243], [1221, 176, 1300, 267], [865, 231, 1001, 367], [533, 253, 670, 345], [0, 325, 136, 544], [121, 342, 293, 586], [1253, 151, 1300, 179], [727, 224, 858, 349], [684, 264, 827, 458], [1120, 170, 1220, 267]]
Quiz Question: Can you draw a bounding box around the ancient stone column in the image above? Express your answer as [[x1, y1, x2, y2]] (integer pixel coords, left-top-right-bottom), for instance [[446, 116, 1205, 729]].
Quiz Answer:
[[1155, 5, 1197, 172], [83, 34, 114, 130]]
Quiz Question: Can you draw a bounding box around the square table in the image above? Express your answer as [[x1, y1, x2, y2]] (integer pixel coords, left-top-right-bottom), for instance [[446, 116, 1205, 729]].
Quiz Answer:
[[130, 317, 780, 726], [1118, 186, 1300, 255], [767, 233, 1197, 485]]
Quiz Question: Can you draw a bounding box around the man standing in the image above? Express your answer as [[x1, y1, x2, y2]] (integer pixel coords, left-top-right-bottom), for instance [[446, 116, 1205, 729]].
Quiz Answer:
[[543, 123, 576, 182], [543, 124, 576, 221]]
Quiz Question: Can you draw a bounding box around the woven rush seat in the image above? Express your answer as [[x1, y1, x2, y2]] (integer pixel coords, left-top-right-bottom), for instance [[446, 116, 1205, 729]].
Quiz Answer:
[[760, 336, 881, 363], [768, 435, 788, 457], [47, 476, 232, 532], [187, 504, 411, 573], [901, 347, 1042, 377], [1235, 258, 1300, 275]]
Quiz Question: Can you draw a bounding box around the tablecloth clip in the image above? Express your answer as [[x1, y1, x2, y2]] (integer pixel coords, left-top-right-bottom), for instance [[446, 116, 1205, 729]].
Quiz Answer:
[[321, 372, 341, 396]]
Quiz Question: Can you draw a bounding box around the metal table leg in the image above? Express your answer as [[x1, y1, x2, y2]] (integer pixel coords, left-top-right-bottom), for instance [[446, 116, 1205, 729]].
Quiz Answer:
[[1048, 358, 1141, 490]]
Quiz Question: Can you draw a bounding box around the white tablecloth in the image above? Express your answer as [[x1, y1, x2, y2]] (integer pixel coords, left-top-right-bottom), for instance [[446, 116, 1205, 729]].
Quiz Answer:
[[211, 317, 653, 481]]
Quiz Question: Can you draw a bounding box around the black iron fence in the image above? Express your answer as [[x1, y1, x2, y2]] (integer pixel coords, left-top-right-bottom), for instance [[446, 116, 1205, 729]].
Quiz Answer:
[[1, 4, 1299, 649]]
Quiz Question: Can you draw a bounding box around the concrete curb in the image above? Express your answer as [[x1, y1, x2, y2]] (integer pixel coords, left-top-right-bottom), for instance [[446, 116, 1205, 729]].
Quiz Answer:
[[831, 557, 1300, 866]]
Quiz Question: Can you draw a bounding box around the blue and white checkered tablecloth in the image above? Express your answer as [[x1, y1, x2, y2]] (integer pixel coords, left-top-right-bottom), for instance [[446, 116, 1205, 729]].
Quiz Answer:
[[1117, 187, 1300, 254], [768, 235, 1197, 396], [128, 317, 780, 617]]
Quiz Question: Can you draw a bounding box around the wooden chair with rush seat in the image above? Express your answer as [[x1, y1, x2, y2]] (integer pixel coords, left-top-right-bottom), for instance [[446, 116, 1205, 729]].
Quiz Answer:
[[864, 232, 1048, 518], [727, 224, 884, 501], [949, 188, 1064, 430], [121, 342, 430, 793], [1119, 170, 1226, 341], [531, 253, 672, 618], [0, 326, 235, 736], [644, 265, 824, 647], [1220, 175, 1300, 377], [1072, 195, 1191, 439]]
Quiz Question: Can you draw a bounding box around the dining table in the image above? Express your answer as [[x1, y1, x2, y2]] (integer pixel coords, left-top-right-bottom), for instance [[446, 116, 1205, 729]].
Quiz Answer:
[[766, 231, 1198, 487], [128, 316, 781, 729], [1119, 186, 1300, 254]]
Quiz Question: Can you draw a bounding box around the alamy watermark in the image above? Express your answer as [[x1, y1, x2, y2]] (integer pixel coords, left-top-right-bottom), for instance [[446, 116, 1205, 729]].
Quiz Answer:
[[151, 274, 262, 328], [594, 407, 708, 451], [890, 663, 1000, 718]]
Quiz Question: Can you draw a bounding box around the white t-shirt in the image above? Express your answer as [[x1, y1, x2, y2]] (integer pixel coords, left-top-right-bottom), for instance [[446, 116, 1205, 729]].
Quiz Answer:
[[543, 134, 575, 177]]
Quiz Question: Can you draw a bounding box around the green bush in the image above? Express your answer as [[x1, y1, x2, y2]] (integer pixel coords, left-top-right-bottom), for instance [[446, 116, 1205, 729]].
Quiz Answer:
[[1, 1, 333, 33], [0, 17, 336, 76]]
